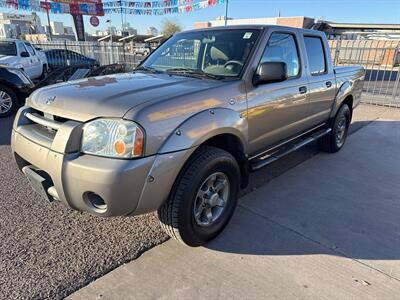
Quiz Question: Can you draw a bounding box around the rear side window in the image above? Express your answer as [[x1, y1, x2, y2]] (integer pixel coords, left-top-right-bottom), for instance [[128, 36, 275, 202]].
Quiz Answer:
[[260, 32, 300, 78], [0, 41, 17, 56], [304, 36, 327, 75]]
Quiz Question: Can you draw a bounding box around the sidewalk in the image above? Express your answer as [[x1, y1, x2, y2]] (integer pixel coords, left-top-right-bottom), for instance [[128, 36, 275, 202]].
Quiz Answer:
[[69, 117, 400, 299]]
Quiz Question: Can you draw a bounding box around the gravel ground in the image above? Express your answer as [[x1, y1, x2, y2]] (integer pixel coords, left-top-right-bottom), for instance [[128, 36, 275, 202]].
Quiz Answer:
[[1, 104, 399, 299], [0, 128, 169, 299]]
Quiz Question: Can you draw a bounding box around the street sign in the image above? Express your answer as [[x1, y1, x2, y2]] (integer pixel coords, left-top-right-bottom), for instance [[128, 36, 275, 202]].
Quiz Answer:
[[90, 16, 100, 27], [72, 14, 85, 41]]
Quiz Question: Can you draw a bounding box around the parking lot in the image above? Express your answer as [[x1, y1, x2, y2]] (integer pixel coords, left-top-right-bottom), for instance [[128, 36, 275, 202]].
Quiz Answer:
[[71, 113, 400, 300], [1, 104, 400, 299]]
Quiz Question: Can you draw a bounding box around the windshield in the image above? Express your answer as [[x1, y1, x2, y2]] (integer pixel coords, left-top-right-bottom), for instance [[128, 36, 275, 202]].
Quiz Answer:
[[0, 41, 17, 56], [141, 29, 261, 78]]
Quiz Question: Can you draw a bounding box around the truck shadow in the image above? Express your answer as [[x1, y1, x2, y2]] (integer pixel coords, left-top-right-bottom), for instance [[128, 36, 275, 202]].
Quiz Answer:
[[206, 120, 400, 266]]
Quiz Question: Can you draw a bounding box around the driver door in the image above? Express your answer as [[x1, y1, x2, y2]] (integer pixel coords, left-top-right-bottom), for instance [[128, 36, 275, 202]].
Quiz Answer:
[[24, 43, 42, 78], [246, 29, 311, 156]]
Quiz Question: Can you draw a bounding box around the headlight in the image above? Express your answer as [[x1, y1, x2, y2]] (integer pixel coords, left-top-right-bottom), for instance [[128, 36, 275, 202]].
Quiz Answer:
[[81, 119, 144, 158], [8, 68, 32, 85]]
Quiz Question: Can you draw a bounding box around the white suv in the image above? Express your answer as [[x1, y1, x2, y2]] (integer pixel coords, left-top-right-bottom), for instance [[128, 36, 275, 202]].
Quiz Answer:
[[0, 39, 48, 80]]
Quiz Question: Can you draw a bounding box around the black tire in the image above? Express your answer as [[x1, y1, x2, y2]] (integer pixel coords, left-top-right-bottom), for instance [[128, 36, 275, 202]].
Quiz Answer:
[[157, 146, 240, 247], [0, 84, 18, 118], [40, 64, 49, 79], [318, 104, 351, 153]]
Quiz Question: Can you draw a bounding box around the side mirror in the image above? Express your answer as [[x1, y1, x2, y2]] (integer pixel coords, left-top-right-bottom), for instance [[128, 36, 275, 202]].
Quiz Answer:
[[253, 62, 287, 86], [20, 51, 30, 57]]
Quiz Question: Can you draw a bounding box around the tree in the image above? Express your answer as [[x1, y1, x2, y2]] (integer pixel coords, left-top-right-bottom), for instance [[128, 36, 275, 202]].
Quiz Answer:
[[160, 18, 182, 37]]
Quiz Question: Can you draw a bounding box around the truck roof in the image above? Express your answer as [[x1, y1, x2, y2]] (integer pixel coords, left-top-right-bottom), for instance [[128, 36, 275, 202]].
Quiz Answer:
[[0, 38, 22, 42], [179, 25, 323, 36]]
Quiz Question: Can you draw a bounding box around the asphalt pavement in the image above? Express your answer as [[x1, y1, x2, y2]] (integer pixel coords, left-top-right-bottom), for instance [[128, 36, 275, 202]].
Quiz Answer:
[[0, 104, 399, 299], [69, 118, 400, 300]]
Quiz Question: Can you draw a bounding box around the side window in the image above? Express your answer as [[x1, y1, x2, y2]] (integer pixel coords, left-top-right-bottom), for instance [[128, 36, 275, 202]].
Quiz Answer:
[[260, 32, 300, 78], [18, 43, 29, 56], [304, 36, 327, 75], [25, 43, 36, 56]]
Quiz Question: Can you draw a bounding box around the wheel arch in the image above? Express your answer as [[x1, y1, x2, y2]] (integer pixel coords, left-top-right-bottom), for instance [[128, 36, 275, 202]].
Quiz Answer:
[[201, 133, 249, 188], [158, 107, 249, 188], [0, 80, 26, 106], [330, 80, 354, 120], [158, 107, 248, 155]]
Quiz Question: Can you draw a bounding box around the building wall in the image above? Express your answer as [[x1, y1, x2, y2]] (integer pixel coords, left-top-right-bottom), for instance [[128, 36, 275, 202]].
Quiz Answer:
[[0, 23, 17, 38], [25, 33, 49, 42], [194, 16, 315, 29], [0, 13, 38, 38], [51, 21, 64, 35]]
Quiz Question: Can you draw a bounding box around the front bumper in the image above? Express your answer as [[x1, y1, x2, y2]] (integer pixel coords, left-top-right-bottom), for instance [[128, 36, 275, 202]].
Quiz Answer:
[[11, 106, 195, 216]]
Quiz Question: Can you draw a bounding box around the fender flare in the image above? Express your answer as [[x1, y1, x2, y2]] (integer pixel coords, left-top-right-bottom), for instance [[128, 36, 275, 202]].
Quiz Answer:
[[330, 80, 353, 118], [158, 107, 248, 154]]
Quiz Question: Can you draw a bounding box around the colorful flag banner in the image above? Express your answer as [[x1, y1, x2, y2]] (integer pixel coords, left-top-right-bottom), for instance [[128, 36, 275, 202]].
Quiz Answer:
[[0, 0, 222, 15], [103, 0, 224, 14]]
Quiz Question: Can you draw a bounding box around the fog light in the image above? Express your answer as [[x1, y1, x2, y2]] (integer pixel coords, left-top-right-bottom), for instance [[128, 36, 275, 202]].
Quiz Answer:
[[84, 192, 107, 213]]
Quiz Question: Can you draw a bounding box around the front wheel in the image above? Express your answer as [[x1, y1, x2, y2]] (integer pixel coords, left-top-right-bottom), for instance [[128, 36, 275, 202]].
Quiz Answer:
[[0, 84, 18, 118], [157, 146, 240, 247], [318, 104, 351, 153]]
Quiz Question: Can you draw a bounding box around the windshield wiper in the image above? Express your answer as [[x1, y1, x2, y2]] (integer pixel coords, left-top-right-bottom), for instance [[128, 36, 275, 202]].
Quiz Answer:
[[165, 68, 225, 80], [135, 66, 163, 74]]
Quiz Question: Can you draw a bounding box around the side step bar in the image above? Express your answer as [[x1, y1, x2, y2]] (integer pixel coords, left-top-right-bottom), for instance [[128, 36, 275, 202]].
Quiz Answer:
[[250, 128, 331, 171]]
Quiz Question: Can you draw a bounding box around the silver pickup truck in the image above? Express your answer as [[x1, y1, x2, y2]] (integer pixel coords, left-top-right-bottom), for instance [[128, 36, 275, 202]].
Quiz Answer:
[[12, 25, 364, 246]]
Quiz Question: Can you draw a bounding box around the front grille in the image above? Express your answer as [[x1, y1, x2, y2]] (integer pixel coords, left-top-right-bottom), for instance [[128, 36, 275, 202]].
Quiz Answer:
[[20, 108, 73, 146], [16, 107, 82, 153], [24, 108, 72, 131]]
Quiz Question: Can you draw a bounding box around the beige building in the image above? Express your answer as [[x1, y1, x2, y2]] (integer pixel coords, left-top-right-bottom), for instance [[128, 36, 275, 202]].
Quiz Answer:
[[194, 16, 315, 29], [0, 12, 43, 38], [50, 21, 65, 35]]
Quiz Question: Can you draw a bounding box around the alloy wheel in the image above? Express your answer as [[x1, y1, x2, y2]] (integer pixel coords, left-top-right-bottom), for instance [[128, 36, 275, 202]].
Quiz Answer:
[[193, 172, 230, 227], [335, 115, 347, 148], [0, 90, 12, 114]]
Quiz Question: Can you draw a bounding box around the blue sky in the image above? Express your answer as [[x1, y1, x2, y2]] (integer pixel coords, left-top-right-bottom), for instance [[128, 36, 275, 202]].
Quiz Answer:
[[1, 0, 400, 34]]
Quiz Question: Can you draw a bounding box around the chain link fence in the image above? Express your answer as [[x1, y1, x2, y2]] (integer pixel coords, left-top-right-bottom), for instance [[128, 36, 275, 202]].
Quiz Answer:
[[329, 38, 400, 108], [32, 38, 400, 108], [32, 40, 143, 71]]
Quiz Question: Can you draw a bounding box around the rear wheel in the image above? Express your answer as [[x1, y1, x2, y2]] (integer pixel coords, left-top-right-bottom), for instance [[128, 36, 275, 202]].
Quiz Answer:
[[0, 84, 18, 118], [318, 104, 351, 153], [40, 64, 49, 79], [157, 146, 240, 247]]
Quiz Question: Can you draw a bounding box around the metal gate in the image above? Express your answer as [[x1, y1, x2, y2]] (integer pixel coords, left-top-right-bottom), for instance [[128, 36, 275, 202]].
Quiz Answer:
[[329, 39, 400, 108]]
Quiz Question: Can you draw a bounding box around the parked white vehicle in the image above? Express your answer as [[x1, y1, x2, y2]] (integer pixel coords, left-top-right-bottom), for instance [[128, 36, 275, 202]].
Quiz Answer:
[[0, 39, 48, 80]]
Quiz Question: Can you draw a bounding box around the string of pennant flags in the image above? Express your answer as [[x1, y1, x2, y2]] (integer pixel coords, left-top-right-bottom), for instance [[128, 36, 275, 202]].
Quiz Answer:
[[103, 0, 226, 15], [0, 0, 104, 15], [0, 0, 225, 15]]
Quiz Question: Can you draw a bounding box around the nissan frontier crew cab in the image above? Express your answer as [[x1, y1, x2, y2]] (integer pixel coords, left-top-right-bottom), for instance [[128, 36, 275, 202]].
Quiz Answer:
[[12, 26, 364, 246]]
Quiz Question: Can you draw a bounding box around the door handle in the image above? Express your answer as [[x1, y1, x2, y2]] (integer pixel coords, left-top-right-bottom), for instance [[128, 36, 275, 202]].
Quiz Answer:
[[299, 86, 307, 94], [326, 81, 332, 88]]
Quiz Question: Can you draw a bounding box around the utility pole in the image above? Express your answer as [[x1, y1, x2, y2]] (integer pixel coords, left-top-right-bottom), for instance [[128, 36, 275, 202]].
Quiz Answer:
[[119, 0, 124, 32], [224, 0, 229, 26], [45, 0, 53, 41], [107, 19, 113, 64]]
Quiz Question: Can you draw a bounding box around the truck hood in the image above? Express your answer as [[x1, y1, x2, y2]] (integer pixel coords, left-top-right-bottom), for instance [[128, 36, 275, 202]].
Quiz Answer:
[[27, 72, 220, 122], [0, 55, 17, 65]]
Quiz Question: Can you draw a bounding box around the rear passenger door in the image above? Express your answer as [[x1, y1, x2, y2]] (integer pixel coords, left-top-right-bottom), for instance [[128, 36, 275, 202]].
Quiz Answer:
[[303, 35, 336, 125]]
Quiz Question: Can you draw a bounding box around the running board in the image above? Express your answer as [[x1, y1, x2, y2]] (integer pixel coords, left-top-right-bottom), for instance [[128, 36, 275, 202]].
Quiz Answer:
[[250, 128, 331, 171]]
